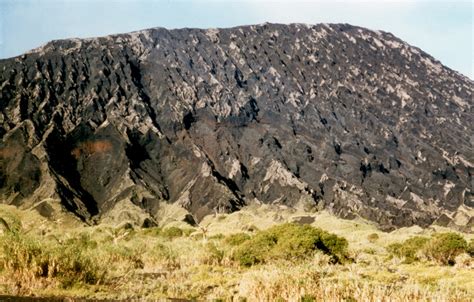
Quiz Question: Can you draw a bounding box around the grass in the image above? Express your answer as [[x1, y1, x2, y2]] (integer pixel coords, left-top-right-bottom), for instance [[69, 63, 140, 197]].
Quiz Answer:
[[0, 229, 106, 294], [0, 203, 472, 300]]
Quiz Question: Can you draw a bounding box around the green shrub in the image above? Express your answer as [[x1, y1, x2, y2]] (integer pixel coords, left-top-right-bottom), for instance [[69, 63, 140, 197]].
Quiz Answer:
[[423, 233, 467, 265], [387, 236, 429, 264], [142, 227, 163, 236], [233, 232, 277, 266], [225, 233, 251, 246], [467, 239, 474, 257], [387, 233, 468, 265], [319, 232, 349, 259], [161, 227, 184, 239], [232, 223, 348, 266], [268, 224, 325, 261]]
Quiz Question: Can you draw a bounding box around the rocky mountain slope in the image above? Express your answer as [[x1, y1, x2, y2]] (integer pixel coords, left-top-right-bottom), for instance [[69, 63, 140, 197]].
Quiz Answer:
[[0, 23, 472, 230]]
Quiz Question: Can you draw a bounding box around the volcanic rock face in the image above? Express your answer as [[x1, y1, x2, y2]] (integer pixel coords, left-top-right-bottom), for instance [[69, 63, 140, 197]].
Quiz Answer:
[[0, 23, 472, 230]]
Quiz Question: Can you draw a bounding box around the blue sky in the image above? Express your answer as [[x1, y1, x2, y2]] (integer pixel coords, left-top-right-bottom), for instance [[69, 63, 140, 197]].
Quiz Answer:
[[0, 0, 472, 79]]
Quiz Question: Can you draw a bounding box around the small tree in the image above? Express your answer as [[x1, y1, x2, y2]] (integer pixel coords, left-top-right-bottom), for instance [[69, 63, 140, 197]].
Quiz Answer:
[[424, 233, 467, 265]]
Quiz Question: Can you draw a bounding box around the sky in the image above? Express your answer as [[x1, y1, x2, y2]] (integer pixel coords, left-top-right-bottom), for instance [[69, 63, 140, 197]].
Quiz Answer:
[[0, 0, 472, 79]]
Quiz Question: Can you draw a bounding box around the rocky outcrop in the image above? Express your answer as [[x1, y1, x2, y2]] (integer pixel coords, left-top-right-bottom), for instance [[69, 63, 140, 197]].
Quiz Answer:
[[0, 23, 472, 230]]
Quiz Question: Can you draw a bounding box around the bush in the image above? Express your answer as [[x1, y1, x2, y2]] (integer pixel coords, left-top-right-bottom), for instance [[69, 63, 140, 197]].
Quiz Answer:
[[423, 233, 467, 265], [142, 227, 163, 236], [387, 236, 429, 264], [232, 223, 348, 266], [233, 232, 277, 266], [319, 232, 349, 259], [161, 227, 184, 239], [387, 233, 468, 265], [268, 224, 323, 261], [225, 233, 251, 246]]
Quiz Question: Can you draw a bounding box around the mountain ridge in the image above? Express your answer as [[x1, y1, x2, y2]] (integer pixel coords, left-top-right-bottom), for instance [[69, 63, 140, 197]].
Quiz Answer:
[[0, 23, 472, 231], [13, 23, 471, 81]]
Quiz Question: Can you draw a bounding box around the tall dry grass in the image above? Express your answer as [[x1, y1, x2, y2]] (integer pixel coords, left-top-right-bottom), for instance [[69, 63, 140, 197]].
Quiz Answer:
[[0, 204, 472, 301]]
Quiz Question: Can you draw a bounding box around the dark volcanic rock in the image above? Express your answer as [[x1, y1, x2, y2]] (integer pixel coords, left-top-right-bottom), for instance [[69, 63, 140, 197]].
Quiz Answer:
[[0, 23, 473, 230]]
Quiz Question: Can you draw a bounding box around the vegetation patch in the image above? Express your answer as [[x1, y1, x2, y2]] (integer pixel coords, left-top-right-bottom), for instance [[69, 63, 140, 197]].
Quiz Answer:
[[224, 233, 251, 246], [0, 230, 106, 291], [387, 232, 469, 265], [467, 239, 474, 257], [0, 206, 472, 300], [423, 232, 468, 265], [387, 236, 429, 264], [160, 227, 184, 239], [232, 223, 348, 266]]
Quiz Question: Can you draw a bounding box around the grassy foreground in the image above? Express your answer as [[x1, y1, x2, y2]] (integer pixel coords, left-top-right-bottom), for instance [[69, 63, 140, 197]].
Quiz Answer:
[[0, 203, 473, 301]]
